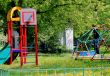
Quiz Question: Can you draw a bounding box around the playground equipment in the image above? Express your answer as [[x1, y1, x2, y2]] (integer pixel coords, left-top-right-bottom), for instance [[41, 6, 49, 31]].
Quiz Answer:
[[73, 25, 110, 60], [0, 6, 38, 66], [91, 26, 110, 60]]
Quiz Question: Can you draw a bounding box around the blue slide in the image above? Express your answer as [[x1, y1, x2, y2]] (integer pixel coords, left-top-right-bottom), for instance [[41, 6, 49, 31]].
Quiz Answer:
[[0, 43, 18, 64]]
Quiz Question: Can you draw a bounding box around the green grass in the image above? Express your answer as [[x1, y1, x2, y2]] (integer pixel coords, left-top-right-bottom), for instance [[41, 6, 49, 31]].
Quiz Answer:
[[0, 53, 110, 76], [3, 68, 110, 76], [0, 53, 110, 69]]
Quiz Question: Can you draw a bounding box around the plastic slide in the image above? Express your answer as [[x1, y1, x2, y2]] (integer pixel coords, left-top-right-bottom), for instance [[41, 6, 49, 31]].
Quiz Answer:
[[0, 43, 18, 64]]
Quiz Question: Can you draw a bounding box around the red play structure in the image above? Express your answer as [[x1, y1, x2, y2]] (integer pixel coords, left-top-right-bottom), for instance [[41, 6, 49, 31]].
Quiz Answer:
[[7, 7, 38, 66]]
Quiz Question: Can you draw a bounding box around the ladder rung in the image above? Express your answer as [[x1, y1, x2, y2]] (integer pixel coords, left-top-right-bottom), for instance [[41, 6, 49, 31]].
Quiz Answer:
[[12, 48, 27, 52], [21, 52, 34, 54], [13, 26, 19, 29], [12, 49, 20, 52], [21, 56, 35, 58], [26, 62, 35, 64], [14, 36, 19, 38], [25, 25, 36, 27], [22, 47, 34, 49]]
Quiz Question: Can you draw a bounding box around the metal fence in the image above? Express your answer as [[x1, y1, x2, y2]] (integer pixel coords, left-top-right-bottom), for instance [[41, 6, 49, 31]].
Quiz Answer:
[[0, 67, 110, 76]]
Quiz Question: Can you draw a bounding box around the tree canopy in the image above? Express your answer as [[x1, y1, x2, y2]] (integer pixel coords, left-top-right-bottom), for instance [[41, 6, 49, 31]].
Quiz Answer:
[[1, 0, 110, 36], [1, 0, 110, 52]]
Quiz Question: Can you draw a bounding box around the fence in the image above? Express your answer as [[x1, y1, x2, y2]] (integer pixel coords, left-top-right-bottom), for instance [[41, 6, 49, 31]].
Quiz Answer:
[[0, 67, 110, 76]]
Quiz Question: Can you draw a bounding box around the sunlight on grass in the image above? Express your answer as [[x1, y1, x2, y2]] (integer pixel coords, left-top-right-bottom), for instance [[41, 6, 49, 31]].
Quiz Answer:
[[0, 53, 110, 76], [0, 53, 110, 69]]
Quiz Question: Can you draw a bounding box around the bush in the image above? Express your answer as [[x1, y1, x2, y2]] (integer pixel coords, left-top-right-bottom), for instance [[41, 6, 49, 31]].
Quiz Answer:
[[39, 36, 66, 54]]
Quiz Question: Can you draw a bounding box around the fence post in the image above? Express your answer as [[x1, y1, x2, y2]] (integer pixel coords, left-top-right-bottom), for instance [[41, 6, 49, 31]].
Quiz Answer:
[[54, 70, 57, 76], [82, 67, 84, 76], [82, 60, 85, 76], [45, 70, 48, 76], [0, 69, 2, 76]]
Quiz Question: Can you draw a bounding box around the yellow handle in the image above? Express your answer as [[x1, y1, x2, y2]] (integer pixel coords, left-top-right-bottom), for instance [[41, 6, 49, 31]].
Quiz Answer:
[[7, 7, 22, 21]]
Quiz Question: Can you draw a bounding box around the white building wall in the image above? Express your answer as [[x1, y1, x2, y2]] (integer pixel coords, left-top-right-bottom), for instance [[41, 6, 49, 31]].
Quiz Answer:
[[65, 28, 73, 50], [60, 28, 74, 51]]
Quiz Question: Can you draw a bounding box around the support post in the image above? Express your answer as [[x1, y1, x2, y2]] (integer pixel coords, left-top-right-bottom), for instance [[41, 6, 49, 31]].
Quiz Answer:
[[23, 25, 27, 63], [8, 21, 13, 64], [20, 25, 23, 67], [7, 21, 10, 44], [34, 25, 38, 65]]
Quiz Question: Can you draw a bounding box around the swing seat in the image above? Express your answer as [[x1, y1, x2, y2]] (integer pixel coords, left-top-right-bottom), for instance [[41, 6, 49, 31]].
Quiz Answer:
[[80, 51, 95, 56], [89, 51, 96, 56], [80, 51, 87, 56]]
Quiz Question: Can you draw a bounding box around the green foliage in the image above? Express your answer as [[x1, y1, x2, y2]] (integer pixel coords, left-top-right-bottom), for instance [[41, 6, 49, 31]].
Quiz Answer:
[[1, 0, 110, 53]]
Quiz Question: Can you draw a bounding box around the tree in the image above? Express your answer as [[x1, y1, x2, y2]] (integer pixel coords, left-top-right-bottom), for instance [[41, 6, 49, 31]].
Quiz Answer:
[[1, 0, 110, 53]]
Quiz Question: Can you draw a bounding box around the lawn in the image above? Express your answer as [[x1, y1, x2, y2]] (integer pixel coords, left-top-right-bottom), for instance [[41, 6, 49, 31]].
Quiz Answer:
[[0, 53, 110, 76], [1, 53, 110, 69]]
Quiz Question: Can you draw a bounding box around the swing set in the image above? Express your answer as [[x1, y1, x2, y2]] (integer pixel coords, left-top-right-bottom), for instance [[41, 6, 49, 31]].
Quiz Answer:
[[73, 25, 110, 60]]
